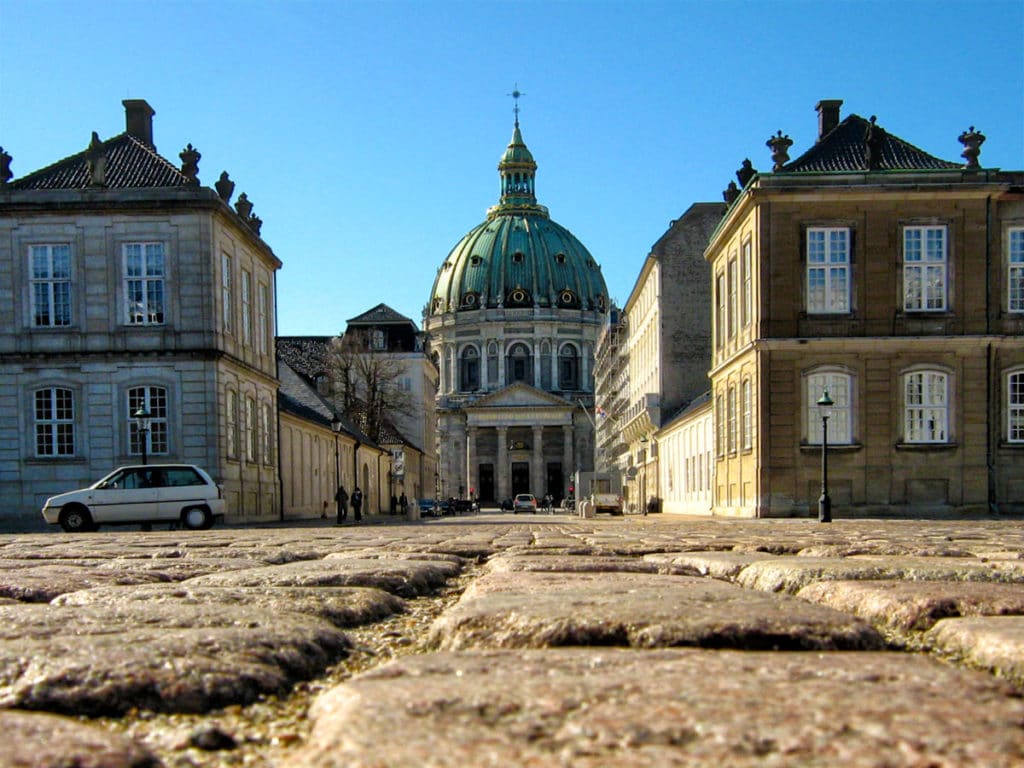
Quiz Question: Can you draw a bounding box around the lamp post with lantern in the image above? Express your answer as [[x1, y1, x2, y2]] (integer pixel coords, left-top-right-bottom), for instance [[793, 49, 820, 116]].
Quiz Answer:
[[816, 390, 834, 523], [132, 407, 152, 466]]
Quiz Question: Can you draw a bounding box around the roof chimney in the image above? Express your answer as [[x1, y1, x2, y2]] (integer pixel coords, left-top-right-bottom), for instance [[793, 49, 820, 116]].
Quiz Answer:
[[122, 99, 155, 149], [815, 99, 843, 142]]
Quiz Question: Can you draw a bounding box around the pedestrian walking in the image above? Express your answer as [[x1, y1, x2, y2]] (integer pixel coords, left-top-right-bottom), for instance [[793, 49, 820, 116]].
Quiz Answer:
[[334, 485, 348, 525], [351, 487, 363, 522], [390, 495, 398, 515], [399, 492, 408, 515]]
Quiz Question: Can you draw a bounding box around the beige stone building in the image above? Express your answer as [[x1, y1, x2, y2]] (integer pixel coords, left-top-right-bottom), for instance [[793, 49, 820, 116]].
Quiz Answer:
[[0, 100, 281, 528], [424, 115, 607, 504], [708, 100, 1024, 517]]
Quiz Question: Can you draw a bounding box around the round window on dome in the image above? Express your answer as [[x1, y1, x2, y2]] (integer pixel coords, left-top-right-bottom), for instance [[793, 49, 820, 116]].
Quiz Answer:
[[461, 292, 479, 308], [559, 290, 578, 307], [507, 289, 531, 307]]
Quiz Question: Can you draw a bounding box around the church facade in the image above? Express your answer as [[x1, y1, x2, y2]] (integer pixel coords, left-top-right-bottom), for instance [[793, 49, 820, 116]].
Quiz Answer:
[[423, 116, 608, 504]]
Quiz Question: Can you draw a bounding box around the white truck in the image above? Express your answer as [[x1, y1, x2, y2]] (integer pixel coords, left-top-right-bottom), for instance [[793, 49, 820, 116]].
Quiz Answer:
[[579, 472, 623, 515]]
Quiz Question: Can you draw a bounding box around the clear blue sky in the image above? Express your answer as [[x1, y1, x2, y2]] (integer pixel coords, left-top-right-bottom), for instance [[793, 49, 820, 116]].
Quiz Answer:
[[2, 0, 1021, 336]]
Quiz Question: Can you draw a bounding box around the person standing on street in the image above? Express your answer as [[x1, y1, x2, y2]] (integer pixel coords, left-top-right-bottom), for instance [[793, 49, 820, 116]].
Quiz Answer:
[[351, 487, 363, 522], [334, 485, 348, 525]]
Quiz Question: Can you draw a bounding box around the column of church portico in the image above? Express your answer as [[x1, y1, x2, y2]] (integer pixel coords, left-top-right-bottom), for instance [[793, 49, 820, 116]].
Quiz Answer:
[[562, 425, 574, 494], [466, 426, 478, 499], [496, 426, 509, 501], [532, 425, 544, 496]]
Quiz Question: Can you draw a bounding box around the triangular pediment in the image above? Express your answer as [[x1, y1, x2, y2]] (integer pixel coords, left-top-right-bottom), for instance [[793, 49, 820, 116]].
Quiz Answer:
[[468, 382, 574, 410]]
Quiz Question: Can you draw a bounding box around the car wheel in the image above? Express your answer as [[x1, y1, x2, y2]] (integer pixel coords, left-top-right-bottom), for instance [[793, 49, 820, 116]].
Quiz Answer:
[[182, 506, 213, 531], [58, 504, 94, 533]]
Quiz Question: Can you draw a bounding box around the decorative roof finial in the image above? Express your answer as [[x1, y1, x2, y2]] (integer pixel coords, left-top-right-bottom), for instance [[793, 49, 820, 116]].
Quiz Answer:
[[958, 126, 986, 170], [509, 83, 524, 127], [0, 147, 12, 185]]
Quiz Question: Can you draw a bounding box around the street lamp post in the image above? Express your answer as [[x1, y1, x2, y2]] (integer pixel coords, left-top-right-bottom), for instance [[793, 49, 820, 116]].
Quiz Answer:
[[132, 407, 152, 466], [816, 390, 834, 523]]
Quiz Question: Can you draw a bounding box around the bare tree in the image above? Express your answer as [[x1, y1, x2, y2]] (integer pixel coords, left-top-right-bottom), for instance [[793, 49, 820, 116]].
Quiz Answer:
[[326, 330, 416, 443]]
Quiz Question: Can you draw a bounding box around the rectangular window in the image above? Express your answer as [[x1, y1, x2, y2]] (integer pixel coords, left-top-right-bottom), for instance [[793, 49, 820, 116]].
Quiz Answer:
[[715, 393, 725, 457], [1009, 228, 1024, 312], [30, 244, 72, 327], [715, 273, 726, 349], [124, 243, 165, 324], [727, 257, 738, 339], [807, 372, 852, 445], [241, 270, 252, 346], [226, 390, 238, 459], [261, 401, 274, 464], [741, 241, 752, 327], [741, 378, 753, 450], [35, 387, 75, 456], [221, 253, 233, 333], [806, 227, 850, 313], [727, 385, 737, 453], [904, 226, 947, 312], [905, 371, 948, 443], [1008, 372, 1024, 442], [128, 386, 169, 456], [245, 396, 257, 462], [256, 282, 269, 355], [370, 329, 386, 350]]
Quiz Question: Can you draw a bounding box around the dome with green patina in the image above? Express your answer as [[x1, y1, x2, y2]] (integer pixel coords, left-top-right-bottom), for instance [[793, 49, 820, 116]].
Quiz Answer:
[[428, 121, 608, 316]]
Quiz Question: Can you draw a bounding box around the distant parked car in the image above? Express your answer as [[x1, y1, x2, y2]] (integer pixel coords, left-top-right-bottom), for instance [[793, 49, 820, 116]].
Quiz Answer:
[[500, 498, 513, 511], [513, 493, 538, 513], [41, 464, 225, 532], [417, 498, 439, 517]]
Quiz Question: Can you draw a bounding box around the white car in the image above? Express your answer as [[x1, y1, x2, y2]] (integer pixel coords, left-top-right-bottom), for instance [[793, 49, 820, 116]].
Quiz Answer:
[[512, 493, 538, 513], [41, 464, 225, 532]]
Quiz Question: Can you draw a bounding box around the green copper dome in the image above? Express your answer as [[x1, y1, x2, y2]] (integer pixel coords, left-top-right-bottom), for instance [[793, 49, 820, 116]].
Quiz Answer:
[[429, 122, 608, 315]]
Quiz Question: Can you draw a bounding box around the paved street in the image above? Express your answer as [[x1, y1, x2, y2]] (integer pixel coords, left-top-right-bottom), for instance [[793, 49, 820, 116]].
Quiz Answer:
[[2, 513, 1024, 767]]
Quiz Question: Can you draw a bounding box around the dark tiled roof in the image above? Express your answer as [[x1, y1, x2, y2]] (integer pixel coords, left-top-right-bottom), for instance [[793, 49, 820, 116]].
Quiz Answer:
[[276, 336, 335, 381], [781, 114, 961, 174], [277, 359, 376, 446], [9, 133, 190, 190], [346, 303, 415, 327]]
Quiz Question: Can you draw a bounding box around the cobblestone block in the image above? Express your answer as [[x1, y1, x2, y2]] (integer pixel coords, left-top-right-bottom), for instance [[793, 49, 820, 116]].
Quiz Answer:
[[430, 570, 882, 650], [926, 616, 1024, 687], [644, 551, 776, 579], [796, 579, 1024, 631], [288, 649, 1024, 768], [485, 553, 700, 575], [737, 555, 1024, 594], [0, 709, 157, 768]]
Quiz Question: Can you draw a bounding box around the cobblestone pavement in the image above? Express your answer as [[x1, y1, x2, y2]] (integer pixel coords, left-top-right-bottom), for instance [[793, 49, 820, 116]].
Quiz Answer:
[[2, 513, 1024, 767]]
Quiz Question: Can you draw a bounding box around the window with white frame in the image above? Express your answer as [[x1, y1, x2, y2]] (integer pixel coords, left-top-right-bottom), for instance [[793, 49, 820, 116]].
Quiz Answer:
[[1008, 371, 1024, 443], [741, 240, 752, 327], [124, 243, 165, 324], [806, 371, 852, 445], [221, 253, 233, 333], [741, 378, 753, 450], [256, 282, 269, 355], [245, 396, 257, 462], [715, 393, 725, 457], [260, 400, 274, 464], [370, 329, 386, 350], [715, 272, 726, 348], [241, 270, 252, 346], [903, 226, 948, 312], [727, 385, 737, 453], [1008, 228, 1024, 312], [34, 387, 75, 456], [30, 244, 72, 327], [226, 390, 238, 458], [727, 257, 738, 339], [806, 227, 850, 313], [128, 386, 168, 456], [904, 370, 948, 443]]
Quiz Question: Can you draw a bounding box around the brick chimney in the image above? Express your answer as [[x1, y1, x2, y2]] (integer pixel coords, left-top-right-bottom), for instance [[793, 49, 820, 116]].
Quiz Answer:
[[122, 99, 155, 149], [815, 99, 843, 142]]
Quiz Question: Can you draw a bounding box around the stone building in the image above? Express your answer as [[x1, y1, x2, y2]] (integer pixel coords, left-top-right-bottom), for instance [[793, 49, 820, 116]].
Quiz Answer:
[[0, 100, 281, 529], [424, 114, 608, 504], [708, 99, 1024, 517]]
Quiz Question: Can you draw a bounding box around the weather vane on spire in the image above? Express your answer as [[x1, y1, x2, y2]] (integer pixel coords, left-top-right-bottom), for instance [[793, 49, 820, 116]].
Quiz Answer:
[[509, 83, 524, 126]]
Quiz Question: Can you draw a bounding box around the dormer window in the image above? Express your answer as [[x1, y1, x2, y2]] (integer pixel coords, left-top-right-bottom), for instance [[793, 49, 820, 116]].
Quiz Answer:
[[470, 255, 483, 266], [512, 251, 525, 264], [555, 252, 566, 264]]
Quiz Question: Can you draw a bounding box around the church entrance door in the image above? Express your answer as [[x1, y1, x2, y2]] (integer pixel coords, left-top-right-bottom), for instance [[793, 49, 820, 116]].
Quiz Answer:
[[478, 464, 494, 503], [511, 462, 530, 496]]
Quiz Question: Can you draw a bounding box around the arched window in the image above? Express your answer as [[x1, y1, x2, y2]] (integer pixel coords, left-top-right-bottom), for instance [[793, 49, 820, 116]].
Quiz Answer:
[[128, 385, 169, 456], [904, 369, 948, 443], [506, 342, 533, 386], [34, 387, 75, 457], [460, 345, 480, 391], [805, 369, 853, 445], [558, 343, 580, 390]]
